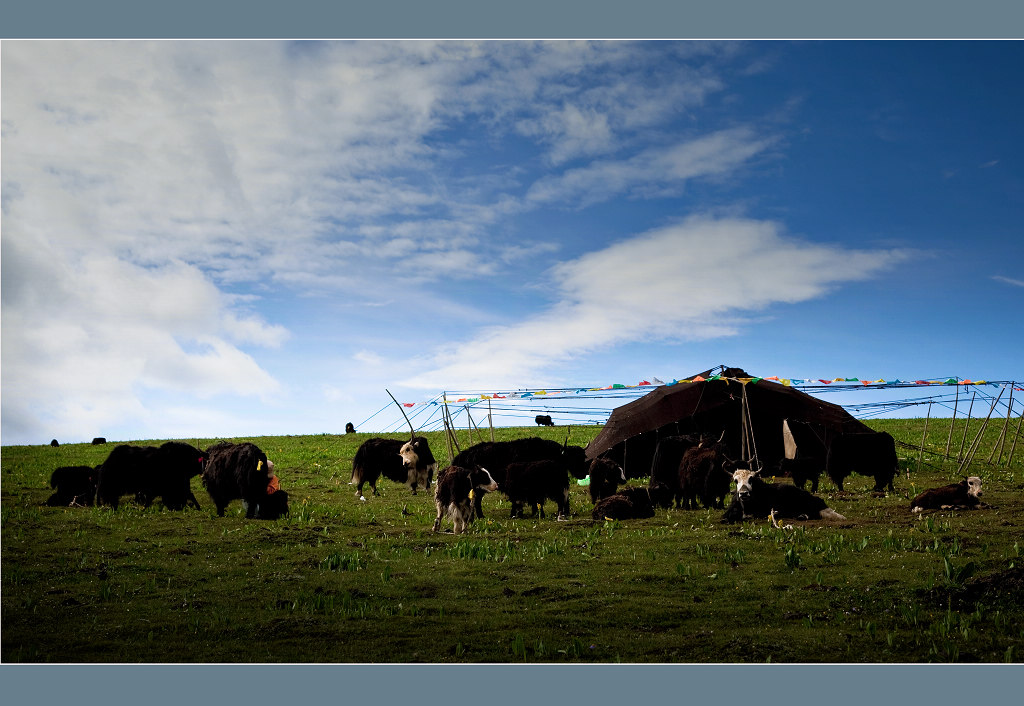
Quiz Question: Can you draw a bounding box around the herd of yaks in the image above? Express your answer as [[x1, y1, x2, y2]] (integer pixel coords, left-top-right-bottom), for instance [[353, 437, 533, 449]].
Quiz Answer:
[[42, 431, 986, 533]]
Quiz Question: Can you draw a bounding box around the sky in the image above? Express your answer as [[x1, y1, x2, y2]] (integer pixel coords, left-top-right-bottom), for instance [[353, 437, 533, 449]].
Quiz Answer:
[[2, 40, 1022, 445]]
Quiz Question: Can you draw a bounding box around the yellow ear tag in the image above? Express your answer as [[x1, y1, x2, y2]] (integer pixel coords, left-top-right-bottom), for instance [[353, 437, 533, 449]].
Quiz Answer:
[[257, 460, 263, 471], [469, 489, 475, 500]]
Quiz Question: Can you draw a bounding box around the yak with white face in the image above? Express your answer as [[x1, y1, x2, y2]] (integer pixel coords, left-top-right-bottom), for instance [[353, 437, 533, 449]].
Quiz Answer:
[[910, 476, 983, 513], [351, 436, 436, 500], [433, 465, 500, 534], [721, 464, 845, 524], [398, 438, 437, 494]]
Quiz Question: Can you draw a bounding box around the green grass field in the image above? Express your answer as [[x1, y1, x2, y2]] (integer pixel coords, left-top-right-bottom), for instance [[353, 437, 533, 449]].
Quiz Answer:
[[2, 419, 1022, 663]]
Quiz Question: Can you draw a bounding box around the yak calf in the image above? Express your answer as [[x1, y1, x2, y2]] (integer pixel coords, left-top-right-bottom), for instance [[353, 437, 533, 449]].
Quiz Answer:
[[910, 477, 983, 513]]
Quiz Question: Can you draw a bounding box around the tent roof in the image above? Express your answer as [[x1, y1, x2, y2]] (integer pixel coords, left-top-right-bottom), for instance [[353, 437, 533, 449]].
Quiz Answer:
[[584, 372, 873, 460]]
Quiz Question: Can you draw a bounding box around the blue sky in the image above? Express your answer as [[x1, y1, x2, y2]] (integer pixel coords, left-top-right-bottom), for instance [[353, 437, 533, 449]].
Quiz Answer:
[[2, 40, 1022, 445]]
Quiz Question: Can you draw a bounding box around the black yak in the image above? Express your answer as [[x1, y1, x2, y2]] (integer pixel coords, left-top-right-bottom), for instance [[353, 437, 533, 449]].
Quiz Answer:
[[587, 457, 626, 504], [910, 477, 983, 513], [592, 486, 656, 521], [91, 437, 106, 445], [677, 441, 733, 510], [825, 431, 898, 492], [50, 439, 60, 447], [721, 465, 845, 524], [648, 434, 705, 508], [345, 422, 356, 434], [776, 457, 825, 493], [46, 465, 100, 507], [432, 465, 499, 534], [535, 414, 555, 427], [452, 437, 589, 519], [96, 442, 204, 510], [201, 442, 275, 518], [502, 459, 570, 520], [350, 436, 436, 500]]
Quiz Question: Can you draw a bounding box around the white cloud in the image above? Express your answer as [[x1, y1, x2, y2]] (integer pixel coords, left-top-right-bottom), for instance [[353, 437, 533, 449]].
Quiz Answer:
[[992, 275, 1024, 288], [408, 216, 911, 389], [526, 127, 777, 207]]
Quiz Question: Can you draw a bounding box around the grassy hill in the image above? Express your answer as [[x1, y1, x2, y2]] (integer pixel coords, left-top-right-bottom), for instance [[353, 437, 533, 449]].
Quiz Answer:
[[2, 418, 1021, 662]]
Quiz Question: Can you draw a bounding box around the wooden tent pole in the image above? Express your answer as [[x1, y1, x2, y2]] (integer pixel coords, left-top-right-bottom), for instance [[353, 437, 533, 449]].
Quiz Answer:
[[441, 393, 454, 465], [990, 385, 1013, 464], [1005, 402, 1023, 467], [917, 401, 931, 474], [958, 391, 976, 463], [945, 383, 959, 457], [488, 398, 495, 442], [957, 385, 1005, 476]]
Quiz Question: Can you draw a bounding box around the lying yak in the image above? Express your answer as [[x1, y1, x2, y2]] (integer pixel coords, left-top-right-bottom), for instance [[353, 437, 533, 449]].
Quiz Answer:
[[432, 465, 499, 534], [46, 465, 101, 507], [96, 442, 204, 510], [592, 486, 656, 521], [721, 464, 845, 524], [910, 477, 983, 513], [202, 442, 276, 518], [350, 436, 436, 500]]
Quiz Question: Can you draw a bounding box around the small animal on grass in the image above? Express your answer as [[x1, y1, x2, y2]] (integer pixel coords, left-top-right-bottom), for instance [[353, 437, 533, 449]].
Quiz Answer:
[[46, 465, 100, 507], [241, 471, 289, 520], [910, 477, 984, 513], [502, 459, 570, 520], [535, 414, 555, 426], [345, 422, 356, 434], [587, 457, 626, 504], [825, 431, 898, 492], [96, 442, 204, 510], [202, 441, 275, 518], [592, 486, 656, 521], [432, 465, 499, 534], [350, 436, 436, 500], [721, 464, 845, 524], [91, 437, 106, 445]]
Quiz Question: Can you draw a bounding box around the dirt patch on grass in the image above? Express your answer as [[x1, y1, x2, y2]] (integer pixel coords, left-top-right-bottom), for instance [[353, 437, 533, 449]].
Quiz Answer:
[[957, 566, 1024, 607]]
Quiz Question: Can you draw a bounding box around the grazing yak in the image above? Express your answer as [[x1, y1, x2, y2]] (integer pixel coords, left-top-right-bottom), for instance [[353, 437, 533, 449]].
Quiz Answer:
[[587, 457, 626, 504], [592, 486, 656, 521], [535, 414, 555, 427], [452, 437, 589, 519], [432, 465, 499, 534], [345, 422, 356, 434], [91, 437, 106, 445], [46, 465, 100, 507], [50, 439, 60, 448], [202, 441, 277, 518], [502, 459, 571, 520], [825, 431, 898, 492], [910, 477, 983, 513], [677, 440, 733, 510], [647, 434, 706, 508], [721, 464, 845, 524], [776, 457, 826, 493], [96, 442, 204, 510], [350, 436, 436, 500]]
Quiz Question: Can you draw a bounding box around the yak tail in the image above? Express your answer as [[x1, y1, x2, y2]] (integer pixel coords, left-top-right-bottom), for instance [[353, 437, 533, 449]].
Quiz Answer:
[[819, 508, 845, 521]]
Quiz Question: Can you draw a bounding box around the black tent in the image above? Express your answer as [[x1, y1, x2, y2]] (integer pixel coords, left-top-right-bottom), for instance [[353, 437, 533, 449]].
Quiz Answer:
[[585, 366, 874, 478]]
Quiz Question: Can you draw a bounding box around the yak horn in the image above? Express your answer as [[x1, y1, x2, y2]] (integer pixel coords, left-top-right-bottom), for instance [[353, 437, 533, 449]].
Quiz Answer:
[[385, 388, 416, 442], [717, 429, 726, 443]]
